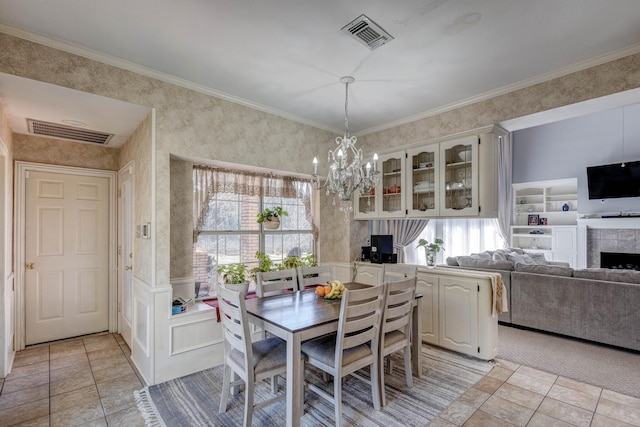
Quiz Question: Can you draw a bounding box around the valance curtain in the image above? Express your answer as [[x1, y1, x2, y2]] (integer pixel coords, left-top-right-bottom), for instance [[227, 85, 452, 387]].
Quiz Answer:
[[193, 165, 312, 242], [496, 133, 513, 247], [372, 219, 429, 263]]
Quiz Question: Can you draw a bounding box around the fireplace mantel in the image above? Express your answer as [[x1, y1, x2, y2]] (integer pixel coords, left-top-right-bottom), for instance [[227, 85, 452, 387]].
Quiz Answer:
[[577, 217, 640, 268], [577, 217, 640, 229]]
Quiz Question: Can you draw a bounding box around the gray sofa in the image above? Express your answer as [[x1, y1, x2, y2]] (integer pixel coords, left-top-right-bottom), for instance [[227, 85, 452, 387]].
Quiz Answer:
[[443, 251, 640, 352]]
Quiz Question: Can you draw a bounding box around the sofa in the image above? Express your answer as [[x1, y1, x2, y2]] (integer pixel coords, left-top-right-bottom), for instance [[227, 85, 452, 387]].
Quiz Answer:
[[442, 250, 640, 352]]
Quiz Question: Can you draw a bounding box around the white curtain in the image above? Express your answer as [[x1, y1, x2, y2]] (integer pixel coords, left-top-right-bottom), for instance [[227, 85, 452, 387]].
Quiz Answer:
[[192, 165, 312, 242], [496, 133, 513, 247], [372, 219, 429, 264]]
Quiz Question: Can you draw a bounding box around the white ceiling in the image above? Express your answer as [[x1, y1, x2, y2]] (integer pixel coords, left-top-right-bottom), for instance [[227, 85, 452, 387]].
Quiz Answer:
[[1, 0, 640, 146]]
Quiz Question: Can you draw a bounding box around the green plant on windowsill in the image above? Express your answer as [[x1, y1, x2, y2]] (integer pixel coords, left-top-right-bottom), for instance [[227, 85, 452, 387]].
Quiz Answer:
[[249, 251, 318, 279], [217, 263, 249, 292], [249, 251, 275, 280], [256, 206, 288, 224]]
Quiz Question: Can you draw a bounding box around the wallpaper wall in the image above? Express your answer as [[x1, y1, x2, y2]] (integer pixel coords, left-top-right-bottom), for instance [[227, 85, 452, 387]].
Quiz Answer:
[[13, 134, 120, 170]]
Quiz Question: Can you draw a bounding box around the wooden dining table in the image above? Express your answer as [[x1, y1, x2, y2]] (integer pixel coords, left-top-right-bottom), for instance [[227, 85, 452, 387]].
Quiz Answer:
[[244, 282, 423, 427]]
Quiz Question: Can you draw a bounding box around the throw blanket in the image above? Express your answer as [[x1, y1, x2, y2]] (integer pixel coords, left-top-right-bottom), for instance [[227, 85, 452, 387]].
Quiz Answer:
[[491, 273, 508, 317]]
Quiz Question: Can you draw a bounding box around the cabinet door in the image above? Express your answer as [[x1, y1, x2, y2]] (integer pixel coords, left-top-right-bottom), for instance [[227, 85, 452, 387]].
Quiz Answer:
[[354, 264, 382, 286], [439, 136, 479, 216], [416, 271, 439, 344], [378, 152, 406, 217], [354, 192, 378, 219], [439, 276, 478, 354], [406, 146, 439, 217]]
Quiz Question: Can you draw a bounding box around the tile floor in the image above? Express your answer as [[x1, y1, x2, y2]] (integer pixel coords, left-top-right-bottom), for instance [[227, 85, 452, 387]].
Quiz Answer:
[[0, 333, 146, 427], [3, 335, 640, 426], [431, 357, 640, 427]]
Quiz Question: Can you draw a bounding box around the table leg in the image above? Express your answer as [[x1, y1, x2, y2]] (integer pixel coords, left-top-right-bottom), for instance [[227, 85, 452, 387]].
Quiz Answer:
[[412, 300, 422, 377], [286, 332, 302, 427]]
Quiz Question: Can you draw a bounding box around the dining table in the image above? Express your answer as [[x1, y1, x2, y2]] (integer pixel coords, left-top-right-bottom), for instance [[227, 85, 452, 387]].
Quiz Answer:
[[244, 282, 423, 427]]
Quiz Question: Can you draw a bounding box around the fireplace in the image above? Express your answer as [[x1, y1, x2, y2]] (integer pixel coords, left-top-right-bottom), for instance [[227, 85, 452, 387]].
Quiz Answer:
[[600, 251, 640, 270]]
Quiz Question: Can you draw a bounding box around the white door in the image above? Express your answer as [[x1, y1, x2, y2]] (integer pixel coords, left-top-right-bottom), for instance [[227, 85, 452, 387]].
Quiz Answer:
[[25, 171, 110, 345], [118, 165, 134, 346]]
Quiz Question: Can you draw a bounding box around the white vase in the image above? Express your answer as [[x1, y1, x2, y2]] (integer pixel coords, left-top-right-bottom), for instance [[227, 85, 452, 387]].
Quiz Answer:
[[425, 250, 436, 269], [223, 281, 250, 293], [263, 217, 280, 230]]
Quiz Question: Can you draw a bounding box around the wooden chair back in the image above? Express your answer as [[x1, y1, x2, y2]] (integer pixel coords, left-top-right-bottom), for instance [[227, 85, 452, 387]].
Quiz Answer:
[[297, 265, 333, 290], [256, 268, 299, 297]]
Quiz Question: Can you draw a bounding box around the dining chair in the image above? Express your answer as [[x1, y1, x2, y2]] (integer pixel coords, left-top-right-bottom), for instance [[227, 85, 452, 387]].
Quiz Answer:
[[255, 268, 299, 297], [379, 276, 417, 407], [301, 284, 387, 426], [217, 283, 299, 427], [382, 264, 417, 283], [296, 265, 333, 290]]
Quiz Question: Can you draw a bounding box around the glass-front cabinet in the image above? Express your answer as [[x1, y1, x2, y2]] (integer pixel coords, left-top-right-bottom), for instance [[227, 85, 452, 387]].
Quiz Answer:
[[355, 190, 378, 218], [407, 146, 439, 217], [378, 152, 406, 217], [439, 135, 478, 216]]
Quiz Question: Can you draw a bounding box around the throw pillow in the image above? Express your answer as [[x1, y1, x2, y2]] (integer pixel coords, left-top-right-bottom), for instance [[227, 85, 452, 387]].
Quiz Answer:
[[446, 256, 459, 266], [524, 251, 548, 264], [506, 252, 537, 265], [514, 263, 574, 277], [492, 251, 506, 261]]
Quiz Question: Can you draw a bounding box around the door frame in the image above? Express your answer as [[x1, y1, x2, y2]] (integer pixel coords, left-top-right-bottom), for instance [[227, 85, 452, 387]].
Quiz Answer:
[[117, 161, 134, 346], [14, 161, 117, 350]]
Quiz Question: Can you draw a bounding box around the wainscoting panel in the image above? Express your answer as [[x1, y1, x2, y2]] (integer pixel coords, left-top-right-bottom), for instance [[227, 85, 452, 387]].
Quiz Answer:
[[170, 315, 222, 355]]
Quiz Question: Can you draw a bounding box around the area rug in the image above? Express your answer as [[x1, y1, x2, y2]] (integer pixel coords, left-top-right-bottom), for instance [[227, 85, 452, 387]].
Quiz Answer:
[[135, 345, 492, 426], [497, 324, 640, 398]]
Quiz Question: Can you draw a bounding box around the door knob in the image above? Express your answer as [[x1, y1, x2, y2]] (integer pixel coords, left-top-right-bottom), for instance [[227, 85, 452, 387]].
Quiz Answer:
[[125, 265, 132, 271], [26, 262, 35, 270]]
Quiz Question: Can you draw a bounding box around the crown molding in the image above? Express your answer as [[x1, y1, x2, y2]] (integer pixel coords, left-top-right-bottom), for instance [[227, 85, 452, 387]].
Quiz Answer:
[[357, 43, 640, 137], [0, 24, 340, 134]]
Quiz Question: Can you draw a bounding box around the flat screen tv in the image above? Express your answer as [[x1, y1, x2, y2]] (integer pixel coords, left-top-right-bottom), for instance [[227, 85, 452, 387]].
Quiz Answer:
[[587, 160, 640, 200]]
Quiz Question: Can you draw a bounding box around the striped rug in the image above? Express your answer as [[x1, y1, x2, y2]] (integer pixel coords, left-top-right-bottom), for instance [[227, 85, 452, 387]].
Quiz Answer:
[[135, 345, 492, 426]]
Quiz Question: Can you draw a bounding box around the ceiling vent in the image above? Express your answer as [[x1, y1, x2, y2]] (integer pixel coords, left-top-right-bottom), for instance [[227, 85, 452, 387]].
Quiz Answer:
[[27, 119, 113, 145], [341, 14, 394, 50]]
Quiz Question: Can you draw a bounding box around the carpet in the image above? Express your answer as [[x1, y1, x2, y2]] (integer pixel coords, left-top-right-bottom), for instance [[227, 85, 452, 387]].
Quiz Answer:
[[135, 345, 492, 426], [497, 324, 640, 398]]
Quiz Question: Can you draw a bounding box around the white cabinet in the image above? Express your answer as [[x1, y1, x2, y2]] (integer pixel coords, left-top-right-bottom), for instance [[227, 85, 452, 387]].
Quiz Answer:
[[416, 271, 439, 343], [417, 268, 498, 360], [378, 152, 406, 217], [407, 145, 439, 217], [353, 263, 382, 286], [355, 129, 503, 220], [511, 178, 578, 266], [439, 136, 479, 216]]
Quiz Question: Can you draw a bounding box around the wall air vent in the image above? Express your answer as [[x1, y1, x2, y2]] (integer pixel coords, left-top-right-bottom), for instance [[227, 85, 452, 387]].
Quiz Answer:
[[27, 119, 113, 145], [341, 14, 394, 50]]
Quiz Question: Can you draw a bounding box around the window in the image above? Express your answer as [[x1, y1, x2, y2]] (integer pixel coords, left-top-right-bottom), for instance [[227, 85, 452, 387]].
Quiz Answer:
[[411, 218, 506, 265], [193, 167, 313, 299]]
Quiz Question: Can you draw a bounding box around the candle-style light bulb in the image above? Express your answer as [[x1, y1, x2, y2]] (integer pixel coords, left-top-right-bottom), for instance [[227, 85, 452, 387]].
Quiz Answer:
[[312, 157, 318, 175], [366, 162, 371, 177], [373, 153, 378, 172]]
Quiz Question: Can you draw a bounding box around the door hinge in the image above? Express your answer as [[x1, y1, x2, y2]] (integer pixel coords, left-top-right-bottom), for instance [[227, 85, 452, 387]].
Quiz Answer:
[[118, 302, 122, 313], [478, 346, 480, 353], [477, 285, 480, 292], [478, 205, 481, 213], [478, 136, 481, 144], [405, 209, 408, 215], [405, 152, 408, 158]]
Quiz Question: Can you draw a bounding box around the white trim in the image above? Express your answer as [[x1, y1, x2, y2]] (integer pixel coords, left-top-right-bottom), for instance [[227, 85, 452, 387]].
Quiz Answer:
[[577, 218, 640, 229], [14, 161, 117, 350]]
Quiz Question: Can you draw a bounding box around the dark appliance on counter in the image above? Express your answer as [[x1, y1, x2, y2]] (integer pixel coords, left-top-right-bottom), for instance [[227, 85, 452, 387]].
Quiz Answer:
[[361, 246, 371, 261], [370, 234, 394, 264]]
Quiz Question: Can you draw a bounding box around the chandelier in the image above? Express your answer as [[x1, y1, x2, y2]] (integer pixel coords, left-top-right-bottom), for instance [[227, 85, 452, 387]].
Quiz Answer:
[[313, 76, 380, 219]]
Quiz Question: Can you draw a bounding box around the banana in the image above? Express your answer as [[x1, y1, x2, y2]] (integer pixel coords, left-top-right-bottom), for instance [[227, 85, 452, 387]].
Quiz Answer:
[[325, 281, 337, 298]]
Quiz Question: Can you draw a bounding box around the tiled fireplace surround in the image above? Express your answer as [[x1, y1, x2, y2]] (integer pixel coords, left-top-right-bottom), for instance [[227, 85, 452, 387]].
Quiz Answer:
[[579, 218, 640, 268]]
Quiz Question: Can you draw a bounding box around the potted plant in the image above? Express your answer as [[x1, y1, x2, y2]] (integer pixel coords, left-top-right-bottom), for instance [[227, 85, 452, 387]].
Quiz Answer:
[[416, 238, 445, 268], [216, 263, 249, 292], [249, 251, 275, 280], [257, 206, 288, 229]]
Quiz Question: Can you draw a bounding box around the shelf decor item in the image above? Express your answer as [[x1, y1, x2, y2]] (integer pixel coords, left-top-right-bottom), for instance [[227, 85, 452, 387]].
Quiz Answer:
[[257, 206, 288, 229], [528, 214, 540, 226], [417, 238, 445, 268]]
